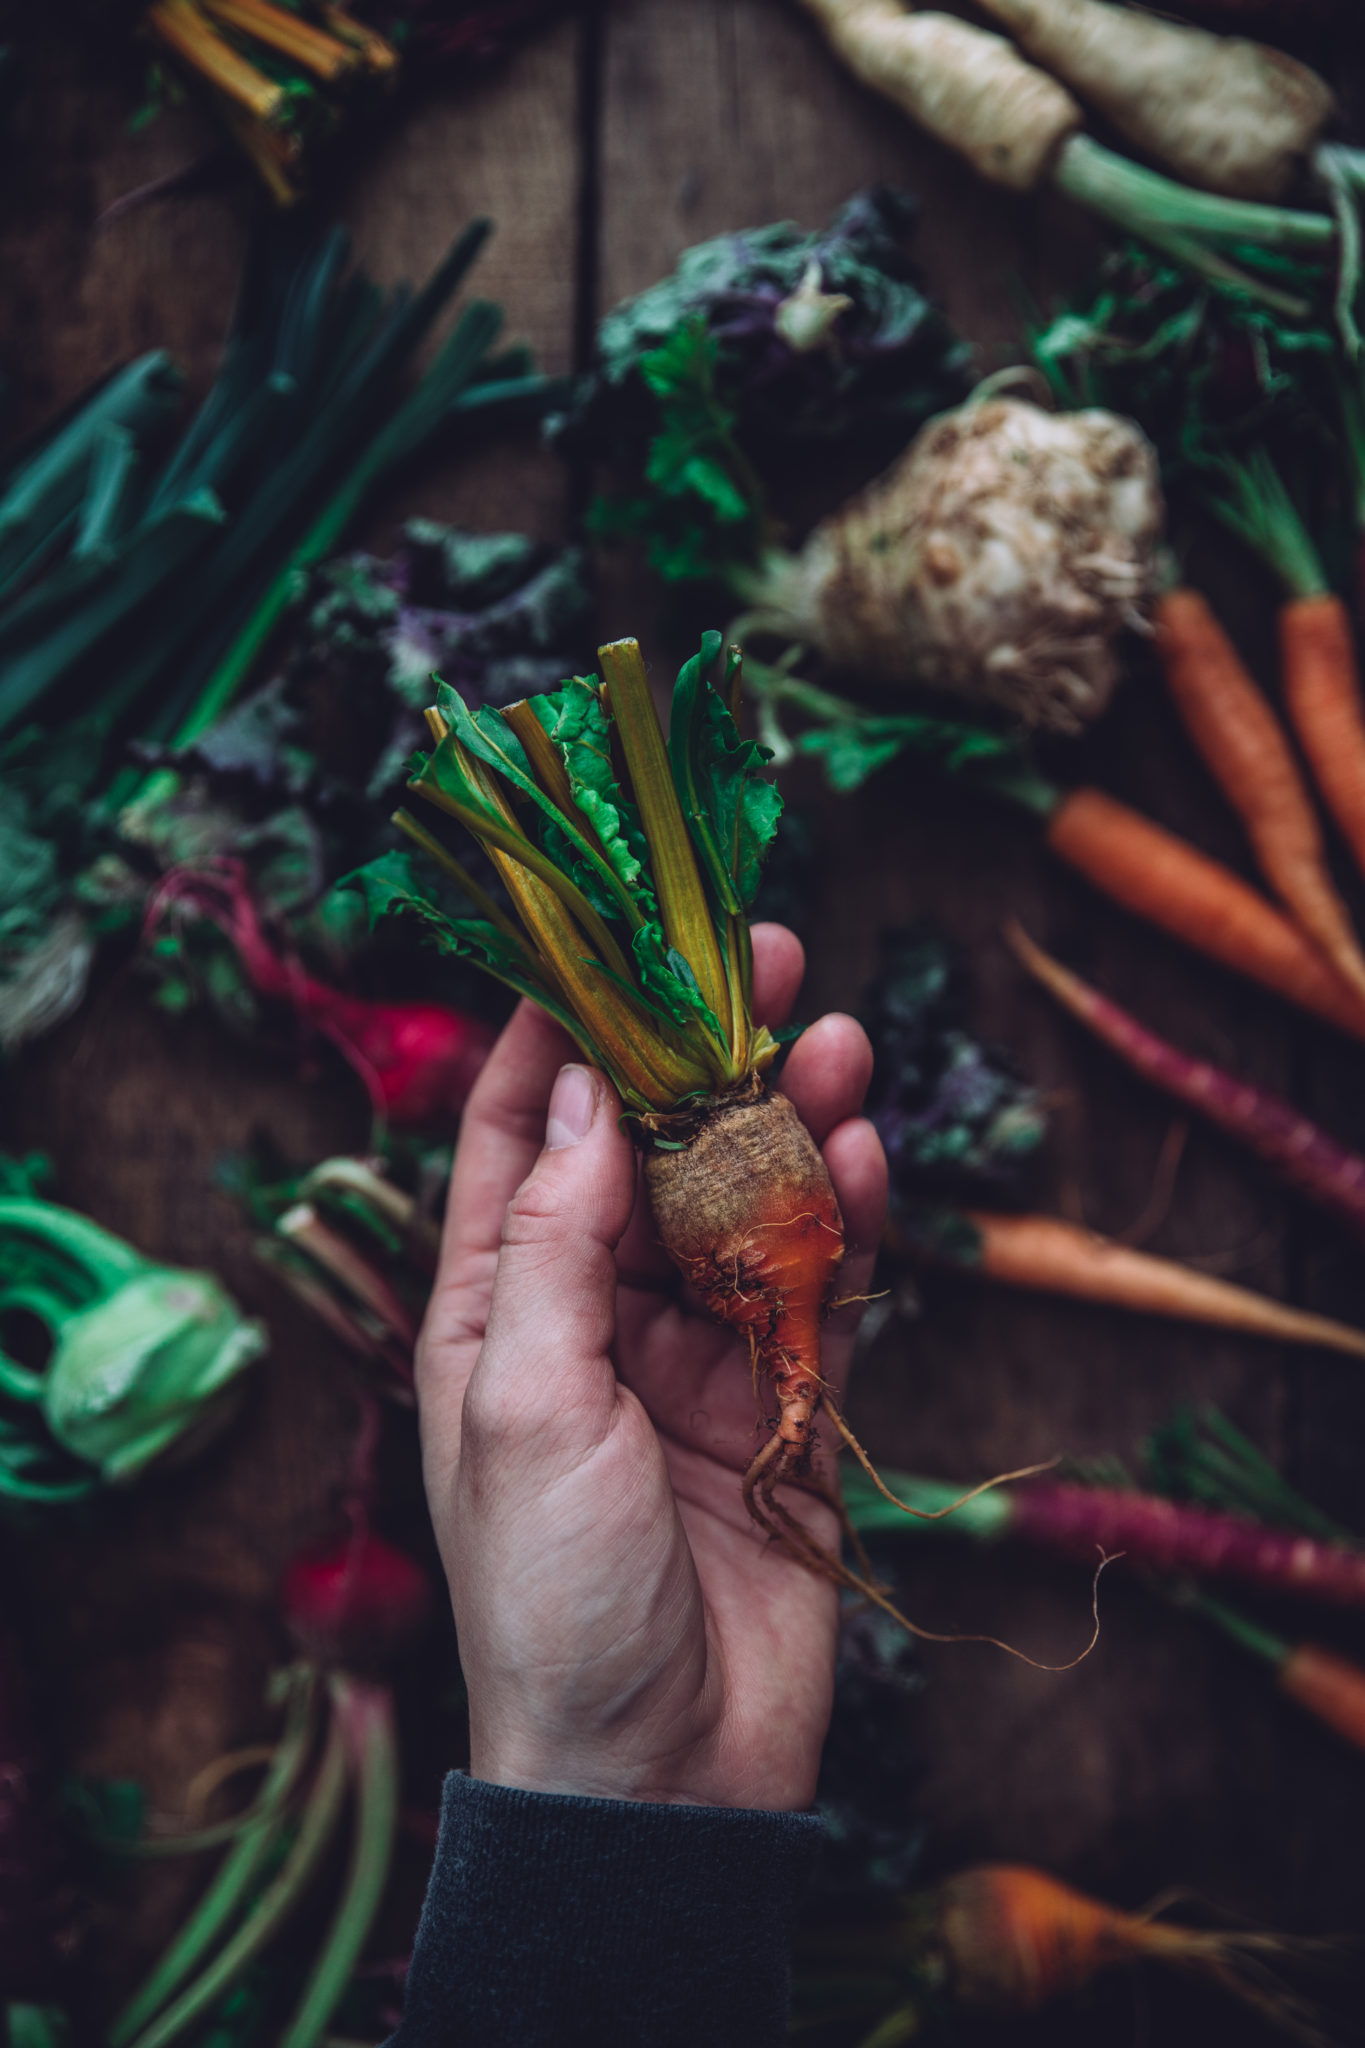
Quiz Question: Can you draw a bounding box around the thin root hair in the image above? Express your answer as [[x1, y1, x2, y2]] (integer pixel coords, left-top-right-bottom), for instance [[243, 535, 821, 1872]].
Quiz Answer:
[[821, 1393, 1059, 1520], [741, 1396, 1115, 1670]]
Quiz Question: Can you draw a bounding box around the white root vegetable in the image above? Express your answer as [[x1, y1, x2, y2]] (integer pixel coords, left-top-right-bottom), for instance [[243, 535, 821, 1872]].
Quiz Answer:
[[795, 0, 1335, 318], [974, 0, 1334, 201], [796, 0, 1080, 192], [738, 396, 1163, 732]]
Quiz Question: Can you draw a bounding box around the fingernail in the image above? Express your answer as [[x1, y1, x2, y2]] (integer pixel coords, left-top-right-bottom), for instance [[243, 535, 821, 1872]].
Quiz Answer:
[[545, 1064, 598, 1150]]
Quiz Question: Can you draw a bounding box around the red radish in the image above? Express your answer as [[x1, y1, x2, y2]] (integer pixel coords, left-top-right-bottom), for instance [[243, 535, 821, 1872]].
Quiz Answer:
[[847, 1465, 1365, 1608], [143, 858, 494, 1126], [284, 1530, 431, 1670], [1008, 922, 1365, 1243]]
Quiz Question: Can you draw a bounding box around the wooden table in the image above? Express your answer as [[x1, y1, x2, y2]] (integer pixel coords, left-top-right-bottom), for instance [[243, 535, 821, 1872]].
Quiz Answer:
[[3, 5, 1362, 2039]]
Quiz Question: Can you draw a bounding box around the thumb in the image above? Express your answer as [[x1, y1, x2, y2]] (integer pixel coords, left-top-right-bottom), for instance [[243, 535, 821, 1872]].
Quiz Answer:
[[462, 1063, 638, 1463]]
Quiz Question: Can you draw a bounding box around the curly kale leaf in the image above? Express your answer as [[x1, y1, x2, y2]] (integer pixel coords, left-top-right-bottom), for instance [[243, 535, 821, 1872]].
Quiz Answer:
[[861, 926, 1046, 1204], [303, 521, 593, 715], [1030, 242, 1337, 481], [555, 188, 969, 587]]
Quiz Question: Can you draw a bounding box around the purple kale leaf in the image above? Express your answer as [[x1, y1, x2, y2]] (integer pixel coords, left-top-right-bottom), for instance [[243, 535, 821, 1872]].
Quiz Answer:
[[553, 187, 969, 469], [862, 925, 1046, 1208]]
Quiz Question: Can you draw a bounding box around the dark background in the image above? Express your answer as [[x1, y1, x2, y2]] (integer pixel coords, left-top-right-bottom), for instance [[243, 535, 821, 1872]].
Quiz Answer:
[[3, 3, 1364, 2040]]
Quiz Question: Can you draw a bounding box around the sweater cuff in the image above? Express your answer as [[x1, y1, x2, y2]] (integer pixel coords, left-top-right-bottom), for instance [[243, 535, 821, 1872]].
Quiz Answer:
[[393, 1772, 825, 2047]]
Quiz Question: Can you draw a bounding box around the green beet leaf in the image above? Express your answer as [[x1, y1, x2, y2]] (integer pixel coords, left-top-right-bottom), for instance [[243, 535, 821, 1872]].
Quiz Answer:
[[669, 632, 782, 912], [531, 676, 654, 908]]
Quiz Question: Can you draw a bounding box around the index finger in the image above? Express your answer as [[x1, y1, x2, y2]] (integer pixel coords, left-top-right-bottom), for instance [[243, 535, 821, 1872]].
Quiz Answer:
[[441, 999, 576, 1273]]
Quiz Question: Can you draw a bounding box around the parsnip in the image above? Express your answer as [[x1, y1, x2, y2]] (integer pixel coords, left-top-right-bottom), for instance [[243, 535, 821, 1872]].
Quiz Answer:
[[796, 0, 1336, 315], [797, 0, 1080, 191], [975, 0, 1333, 200]]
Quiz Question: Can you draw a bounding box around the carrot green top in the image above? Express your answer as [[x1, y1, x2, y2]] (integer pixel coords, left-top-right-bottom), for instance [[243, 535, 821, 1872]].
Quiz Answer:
[[349, 633, 785, 1116]]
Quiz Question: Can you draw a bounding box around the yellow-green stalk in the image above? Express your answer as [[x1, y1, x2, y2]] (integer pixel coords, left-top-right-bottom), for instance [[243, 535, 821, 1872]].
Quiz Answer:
[[350, 633, 872, 1574]]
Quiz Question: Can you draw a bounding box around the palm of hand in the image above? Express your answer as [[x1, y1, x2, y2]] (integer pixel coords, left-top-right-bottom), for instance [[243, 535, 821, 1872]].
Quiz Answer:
[[418, 925, 886, 1811]]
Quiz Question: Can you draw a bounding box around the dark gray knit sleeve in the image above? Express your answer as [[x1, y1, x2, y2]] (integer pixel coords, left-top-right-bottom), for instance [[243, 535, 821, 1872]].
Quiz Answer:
[[389, 1772, 826, 2047]]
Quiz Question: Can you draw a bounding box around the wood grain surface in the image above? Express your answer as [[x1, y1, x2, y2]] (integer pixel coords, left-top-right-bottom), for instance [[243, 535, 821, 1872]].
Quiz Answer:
[[2, 2, 1363, 2039]]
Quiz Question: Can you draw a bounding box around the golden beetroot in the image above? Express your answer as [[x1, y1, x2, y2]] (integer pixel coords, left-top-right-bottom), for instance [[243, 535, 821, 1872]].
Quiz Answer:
[[354, 633, 867, 1572]]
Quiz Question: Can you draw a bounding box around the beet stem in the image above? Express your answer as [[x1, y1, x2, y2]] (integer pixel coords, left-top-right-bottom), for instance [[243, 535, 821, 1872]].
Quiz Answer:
[[277, 1677, 398, 2048], [110, 1668, 319, 2039], [121, 1703, 348, 2048]]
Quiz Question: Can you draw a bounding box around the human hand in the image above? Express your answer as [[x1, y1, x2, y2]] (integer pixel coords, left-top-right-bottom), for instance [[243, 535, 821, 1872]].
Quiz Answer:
[[416, 923, 887, 1812]]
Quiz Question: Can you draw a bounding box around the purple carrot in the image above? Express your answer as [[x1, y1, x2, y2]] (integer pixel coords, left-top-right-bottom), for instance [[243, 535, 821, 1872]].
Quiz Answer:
[[1008, 921, 1365, 1240], [844, 1470, 1365, 1609], [1010, 1483, 1365, 1603]]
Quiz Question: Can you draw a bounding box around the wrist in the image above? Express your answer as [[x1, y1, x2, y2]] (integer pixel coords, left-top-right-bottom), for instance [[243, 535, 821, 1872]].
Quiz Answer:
[[468, 1732, 714, 1808], [468, 1709, 820, 1811]]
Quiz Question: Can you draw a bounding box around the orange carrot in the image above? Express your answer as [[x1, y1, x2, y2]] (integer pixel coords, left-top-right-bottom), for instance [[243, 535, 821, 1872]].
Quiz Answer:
[[803, 1862, 1319, 2038], [1280, 1641, 1365, 1750], [1156, 587, 1365, 1004], [941, 1210, 1365, 1361], [1197, 1593, 1365, 1756], [1044, 785, 1365, 1040], [1279, 593, 1365, 883], [929, 1864, 1312, 2022]]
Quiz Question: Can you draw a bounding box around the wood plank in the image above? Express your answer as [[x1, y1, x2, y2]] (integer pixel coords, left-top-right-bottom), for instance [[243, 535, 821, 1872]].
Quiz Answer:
[[343, 19, 584, 542]]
